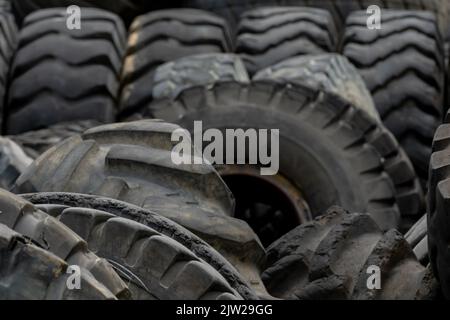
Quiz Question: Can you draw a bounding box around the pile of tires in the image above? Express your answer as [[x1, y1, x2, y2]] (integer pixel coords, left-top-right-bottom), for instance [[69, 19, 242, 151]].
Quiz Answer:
[[0, 1, 448, 300]]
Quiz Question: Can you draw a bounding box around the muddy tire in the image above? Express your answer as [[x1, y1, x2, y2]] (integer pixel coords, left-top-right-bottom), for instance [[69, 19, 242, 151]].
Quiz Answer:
[[343, 10, 445, 182], [0, 224, 117, 300], [427, 117, 450, 299], [23, 192, 260, 300], [140, 80, 405, 241], [0, 189, 130, 299], [34, 203, 243, 300], [254, 53, 423, 230], [262, 207, 431, 300], [120, 9, 233, 116], [5, 8, 126, 134], [236, 7, 338, 75], [12, 120, 267, 297], [10, 120, 102, 159], [0, 9, 16, 130]]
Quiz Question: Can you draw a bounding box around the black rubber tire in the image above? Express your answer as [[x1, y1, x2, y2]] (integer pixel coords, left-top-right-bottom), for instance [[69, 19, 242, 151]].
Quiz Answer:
[[22, 192, 260, 300], [262, 206, 433, 300], [120, 9, 233, 116], [0, 189, 130, 299], [10, 120, 102, 159], [34, 203, 243, 300], [141, 80, 404, 235], [11, 0, 177, 26], [0, 137, 32, 189], [236, 7, 338, 75], [405, 214, 428, 264], [254, 53, 423, 229], [427, 116, 450, 299], [181, 0, 449, 37], [343, 10, 445, 183], [5, 8, 126, 135], [0, 224, 118, 300], [12, 120, 267, 297], [0, 9, 17, 130]]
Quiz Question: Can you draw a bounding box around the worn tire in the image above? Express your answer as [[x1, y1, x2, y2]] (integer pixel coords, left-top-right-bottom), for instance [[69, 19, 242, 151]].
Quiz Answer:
[[5, 8, 126, 134], [0, 189, 130, 299], [142, 80, 404, 237], [254, 53, 423, 229], [427, 116, 450, 299], [34, 203, 243, 300], [262, 206, 432, 300], [181, 0, 449, 37], [0, 224, 116, 300], [23, 192, 259, 300], [120, 9, 233, 116], [236, 7, 338, 75], [0, 9, 16, 130], [12, 120, 267, 297], [10, 120, 102, 159], [343, 10, 445, 182]]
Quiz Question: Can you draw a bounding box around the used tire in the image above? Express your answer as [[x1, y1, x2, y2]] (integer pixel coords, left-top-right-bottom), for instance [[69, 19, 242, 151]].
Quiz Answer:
[[427, 116, 450, 298], [236, 7, 338, 75], [12, 120, 267, 297], [34, 202, 243, 300], [343, 10, 445, 182], [141, 79, 403, 243], [0, 189, 130, 299], [0, 9, 17, 130], [5, 8, 126, 134], [0, 137, 32, 189], [0, 224, 116, 300], [262, 206, 436, 300], [23, 192, 260, 300], [120, 9, 233, 116], [254, 53, 423, 230]]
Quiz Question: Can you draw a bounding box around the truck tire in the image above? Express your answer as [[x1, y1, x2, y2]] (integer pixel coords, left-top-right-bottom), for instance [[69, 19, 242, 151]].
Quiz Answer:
[[427, 117, 450, 299], [262, 206, 433, 300], [35, 204, 243, 300], [141, 80, 403, 243], [343, 10, 445, 182], [254, 53, 423, 230], [0, 189, 130, 299], [5, 8, 126, 134], [23, 192, 260, 300], [0, 9, 16, 130], [12, 120, 267, 297], [120, 9, 233, 116], [236, 7, 338, 75], [0, 224, 116, 300]]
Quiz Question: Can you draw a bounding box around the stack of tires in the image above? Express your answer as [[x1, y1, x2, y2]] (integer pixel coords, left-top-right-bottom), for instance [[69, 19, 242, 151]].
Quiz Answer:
[[0, 0, 448, 300]]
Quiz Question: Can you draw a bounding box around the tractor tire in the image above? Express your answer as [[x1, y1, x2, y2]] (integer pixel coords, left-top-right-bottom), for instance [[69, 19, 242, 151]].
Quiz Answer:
[[0, 224, 117, 300], [141, 79, 404, 242], [23, 192, 260, 300], [427, 115, 450, 299], [343, 10, 445, 183], [0, 9, 17, 130], [5, 8, 126, 134], [254, 53, 423, 230], [34, 202, 243, 300], [120, 9, 233, 116], [0, 189, 130, 299], [12, 120, 267, 297], [236, 7, 338, 75], [262, 206, 433, 300]]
